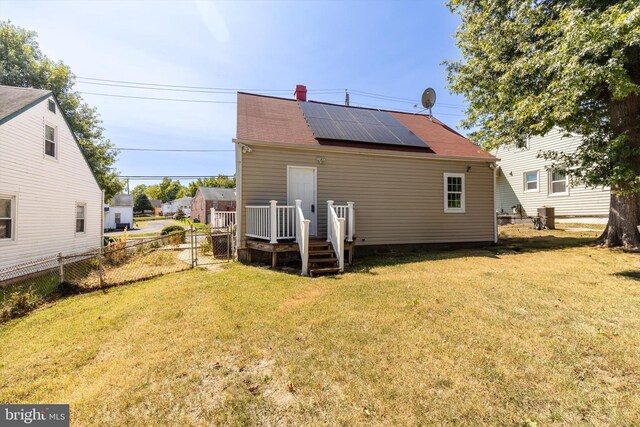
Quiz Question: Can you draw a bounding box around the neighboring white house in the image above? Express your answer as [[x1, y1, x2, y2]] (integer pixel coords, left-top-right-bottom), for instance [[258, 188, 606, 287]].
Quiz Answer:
[[0, 85, 102, 271], [162, 196, 193, 217], [104, 194, 134, 230], [494, 129, 610, 218]]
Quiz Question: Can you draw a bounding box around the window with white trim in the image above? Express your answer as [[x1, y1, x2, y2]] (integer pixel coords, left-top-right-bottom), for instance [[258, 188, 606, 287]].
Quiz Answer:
[[549, 170, 569, 195], [45, 124, 56, 157], [0, 196, 15, 240], [524, 171, 539, 192], [76, 204, 86, 233], [444, 173, 465, 213]]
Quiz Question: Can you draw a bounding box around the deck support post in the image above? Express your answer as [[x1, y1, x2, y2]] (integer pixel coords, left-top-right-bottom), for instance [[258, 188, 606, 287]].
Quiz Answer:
[[269, 200, 278, 244], [346, 202, 354, 242], [326, 200, 334, 242]]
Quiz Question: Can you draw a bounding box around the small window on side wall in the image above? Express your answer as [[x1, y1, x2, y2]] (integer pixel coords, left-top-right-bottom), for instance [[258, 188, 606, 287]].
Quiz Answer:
[[76, 204, 86, 233], [0, 196, 15, 240], [45, 124, 56, 158], [524, 171, 539, 192], [444, 173, 465, 213], [48, 99, 56, 113], [549, 170, 569, 195]]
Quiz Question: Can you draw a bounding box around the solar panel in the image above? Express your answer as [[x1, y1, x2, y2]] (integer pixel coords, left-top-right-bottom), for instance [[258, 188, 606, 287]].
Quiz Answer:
[[299, 102, 428, 148]]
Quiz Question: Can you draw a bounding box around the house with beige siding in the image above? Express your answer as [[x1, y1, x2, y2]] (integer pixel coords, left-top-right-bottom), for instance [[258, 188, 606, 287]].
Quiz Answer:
[[233, 87, 497, 275], [0, 85, 102, 273], [494, 129, 610, 220]]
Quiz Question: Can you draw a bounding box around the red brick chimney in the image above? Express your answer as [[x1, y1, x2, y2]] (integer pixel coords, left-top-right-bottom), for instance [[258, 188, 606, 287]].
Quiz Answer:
[[294, 84, 307, 102]]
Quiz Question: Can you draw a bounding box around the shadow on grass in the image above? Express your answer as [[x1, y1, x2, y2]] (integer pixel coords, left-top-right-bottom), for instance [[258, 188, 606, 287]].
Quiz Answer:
[[613, 270, 640, 281]]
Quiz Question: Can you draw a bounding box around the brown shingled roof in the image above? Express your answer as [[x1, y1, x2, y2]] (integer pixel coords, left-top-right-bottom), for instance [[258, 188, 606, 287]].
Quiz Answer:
[[236, 92, 494, 160]]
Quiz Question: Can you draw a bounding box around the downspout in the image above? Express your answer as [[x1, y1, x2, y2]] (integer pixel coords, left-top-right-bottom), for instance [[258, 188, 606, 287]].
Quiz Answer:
[[235, 142, 243, 252], [492, 163, 498, 243], [100, 189, 105, 249]]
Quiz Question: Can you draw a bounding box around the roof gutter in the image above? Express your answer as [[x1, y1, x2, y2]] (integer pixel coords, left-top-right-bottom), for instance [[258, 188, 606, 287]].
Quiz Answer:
[[232, 138, 498, 163]]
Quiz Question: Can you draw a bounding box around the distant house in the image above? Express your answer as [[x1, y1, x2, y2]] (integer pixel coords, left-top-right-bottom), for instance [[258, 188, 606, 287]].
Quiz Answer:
[[0, 85, 102, 271], [162, 196, 193, 217], [104, 194, 134, 230], [494, 130, 610, 219], [233, 87, 497, 275], [149, 199, 162, 216], [190, 187, 236, 224]]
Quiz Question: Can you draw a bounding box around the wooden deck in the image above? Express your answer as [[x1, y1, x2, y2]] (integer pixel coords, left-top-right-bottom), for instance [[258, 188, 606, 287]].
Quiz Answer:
[[246, 239, 355, 269]]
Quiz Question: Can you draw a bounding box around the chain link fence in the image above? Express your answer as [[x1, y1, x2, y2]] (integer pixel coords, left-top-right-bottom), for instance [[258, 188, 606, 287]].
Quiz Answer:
[[1, 226, 234, 322]]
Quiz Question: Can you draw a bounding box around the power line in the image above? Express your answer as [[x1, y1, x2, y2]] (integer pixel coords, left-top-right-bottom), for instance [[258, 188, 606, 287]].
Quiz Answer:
[[119, 175, 234, 180], [114, 147, 234, 152], [79, 92, 238, 103], [77, 76, 343, 93]]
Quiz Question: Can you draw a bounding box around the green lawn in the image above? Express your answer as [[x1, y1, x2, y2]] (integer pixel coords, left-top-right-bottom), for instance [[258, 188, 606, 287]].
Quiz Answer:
[[0, 226, 639, 425]]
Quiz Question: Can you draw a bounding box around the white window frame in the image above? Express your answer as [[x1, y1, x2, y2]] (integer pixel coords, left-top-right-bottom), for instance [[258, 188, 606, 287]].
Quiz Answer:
[[523, 170, 539, 193], [44, 123, 57, 159], [76, 203, 86, 234], [0, 194, 17, 243], [549, 170, 569, 196], [444, 173, 466, 213]]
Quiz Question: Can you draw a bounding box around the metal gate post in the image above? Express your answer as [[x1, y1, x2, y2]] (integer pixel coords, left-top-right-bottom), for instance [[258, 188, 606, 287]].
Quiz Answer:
[[190, 225, 195, 268], [58, 252, 64, 284]]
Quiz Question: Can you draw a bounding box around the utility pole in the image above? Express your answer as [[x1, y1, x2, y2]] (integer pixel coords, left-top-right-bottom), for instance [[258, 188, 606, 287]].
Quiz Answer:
[[345, 89, 350, 106]]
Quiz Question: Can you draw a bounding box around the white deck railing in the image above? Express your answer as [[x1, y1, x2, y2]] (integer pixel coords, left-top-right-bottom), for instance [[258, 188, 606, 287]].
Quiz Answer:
[[326, 201, 346, 272], [245, 201, 296, 243], [210, 209, 236, 228], [328, 201, 355, 242], [295, 200, 310, 275]]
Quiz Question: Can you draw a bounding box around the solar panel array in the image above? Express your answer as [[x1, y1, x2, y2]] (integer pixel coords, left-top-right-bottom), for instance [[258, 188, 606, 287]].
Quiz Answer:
[[299, 102, 428, 148]]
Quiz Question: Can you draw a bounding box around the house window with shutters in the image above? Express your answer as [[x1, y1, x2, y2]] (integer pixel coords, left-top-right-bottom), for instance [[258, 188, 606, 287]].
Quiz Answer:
[[444, 173, 466, 213]]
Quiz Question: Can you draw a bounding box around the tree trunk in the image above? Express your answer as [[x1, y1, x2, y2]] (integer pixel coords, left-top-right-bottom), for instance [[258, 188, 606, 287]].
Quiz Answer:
[[599, 70, 640, 249]]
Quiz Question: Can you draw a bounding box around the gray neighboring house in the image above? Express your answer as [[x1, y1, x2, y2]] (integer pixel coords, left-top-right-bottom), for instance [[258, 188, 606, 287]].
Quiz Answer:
[[494, 129, 610, 219]]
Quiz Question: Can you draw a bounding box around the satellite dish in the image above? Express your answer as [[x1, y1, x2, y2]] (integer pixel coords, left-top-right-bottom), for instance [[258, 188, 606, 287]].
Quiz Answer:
[[421, 88, 436, 109], [421, 88, 436, 121]]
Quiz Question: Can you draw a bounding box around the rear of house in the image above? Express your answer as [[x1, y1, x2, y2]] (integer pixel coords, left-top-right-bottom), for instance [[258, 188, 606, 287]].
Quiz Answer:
[[190, 187, 236, 224], [234, 89, 497, 273], [494, 130, 610, 220], [0, 85, 102, 271]]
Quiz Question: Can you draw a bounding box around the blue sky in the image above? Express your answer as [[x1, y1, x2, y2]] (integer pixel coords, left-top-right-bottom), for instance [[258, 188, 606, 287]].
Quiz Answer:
[[1, 0, 467, 190]]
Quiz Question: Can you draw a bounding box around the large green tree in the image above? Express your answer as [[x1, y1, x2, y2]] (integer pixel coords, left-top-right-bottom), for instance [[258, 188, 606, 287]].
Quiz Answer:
[[184, 175, 236, 197], [446, 0, 640, 248], [145, 177, 185, 203], [133, 193, 153, 213], [0, 21, 123, 199]]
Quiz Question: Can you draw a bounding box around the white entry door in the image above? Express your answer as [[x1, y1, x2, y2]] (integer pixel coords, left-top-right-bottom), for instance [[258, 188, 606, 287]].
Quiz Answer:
[[287, 166, 317, 236]]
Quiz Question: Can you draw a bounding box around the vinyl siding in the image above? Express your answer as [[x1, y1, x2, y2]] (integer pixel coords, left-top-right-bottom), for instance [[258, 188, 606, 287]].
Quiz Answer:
[[494, 129, 610, 216], [240, 144, 495, 247], [0, 97, 102, 270]]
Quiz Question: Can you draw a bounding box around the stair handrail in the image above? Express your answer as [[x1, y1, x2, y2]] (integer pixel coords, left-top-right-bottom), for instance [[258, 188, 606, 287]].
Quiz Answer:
[[327, 200, 345, 272], [295, 199, 310, 275]]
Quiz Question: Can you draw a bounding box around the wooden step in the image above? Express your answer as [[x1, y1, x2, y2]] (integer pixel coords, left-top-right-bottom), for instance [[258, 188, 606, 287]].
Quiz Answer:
[[309, 266, 341, 276], [308, 249, 334, 255], [309, 257, 337, 264], [309, 241, 331, 248]]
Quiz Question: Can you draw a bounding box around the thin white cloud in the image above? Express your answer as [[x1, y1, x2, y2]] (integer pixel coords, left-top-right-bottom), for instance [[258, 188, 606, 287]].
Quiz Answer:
[[194, 0, 230, 45]]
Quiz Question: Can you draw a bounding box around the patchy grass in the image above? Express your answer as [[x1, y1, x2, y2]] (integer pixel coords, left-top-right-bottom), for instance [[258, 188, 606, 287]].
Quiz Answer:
[[0, 226, 639, 425]]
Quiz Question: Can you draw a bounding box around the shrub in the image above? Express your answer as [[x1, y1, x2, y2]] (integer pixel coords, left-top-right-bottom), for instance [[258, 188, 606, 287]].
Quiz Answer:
[[199, 238, 212, 254], [161, 225, 185, 235], [161, 225, 185, 245]]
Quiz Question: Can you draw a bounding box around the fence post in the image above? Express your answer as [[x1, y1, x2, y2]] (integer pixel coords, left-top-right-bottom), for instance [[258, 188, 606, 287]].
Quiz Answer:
[[269, 200, 278, 244], [58, 252, 64, 284], [98, 253, 104, 287], [190, 225, 195, 268]]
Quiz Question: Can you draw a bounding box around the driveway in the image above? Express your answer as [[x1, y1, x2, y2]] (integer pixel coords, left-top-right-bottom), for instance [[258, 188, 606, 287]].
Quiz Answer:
[[105, 219, 178, 236]]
